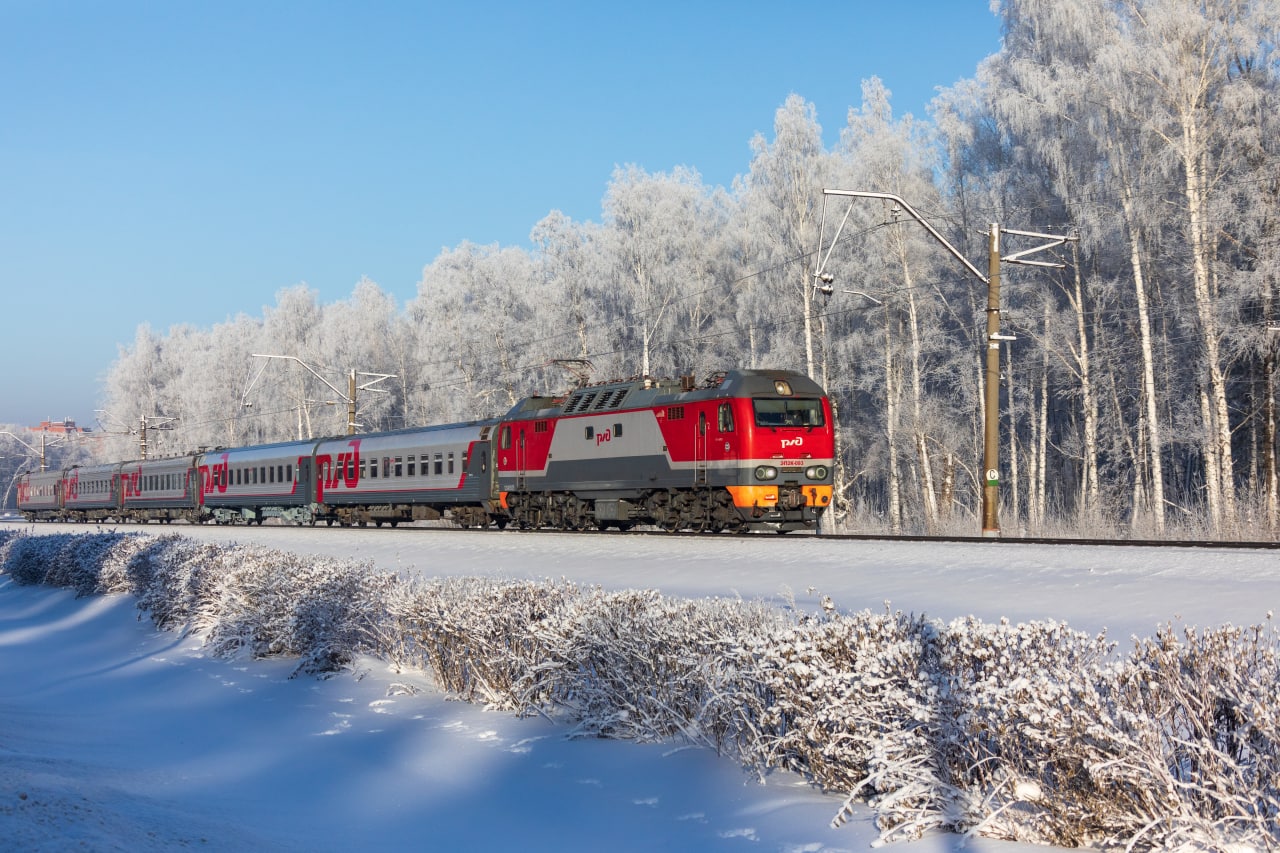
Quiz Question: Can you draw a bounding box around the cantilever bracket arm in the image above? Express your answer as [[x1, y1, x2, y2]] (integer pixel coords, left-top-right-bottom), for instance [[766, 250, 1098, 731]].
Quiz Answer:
[[251, 354, 349, 402], [1000, 227, 1076, 269], [817, 189, 989, 285], [354, 371, 396, 394]]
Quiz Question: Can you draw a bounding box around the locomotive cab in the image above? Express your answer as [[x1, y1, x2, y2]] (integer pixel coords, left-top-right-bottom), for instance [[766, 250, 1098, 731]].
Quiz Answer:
[[723, 372, 834, 530]]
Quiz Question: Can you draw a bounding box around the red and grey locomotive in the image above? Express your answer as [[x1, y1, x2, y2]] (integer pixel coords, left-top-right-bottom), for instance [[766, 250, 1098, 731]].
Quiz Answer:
[[496, 369, 833, 532]]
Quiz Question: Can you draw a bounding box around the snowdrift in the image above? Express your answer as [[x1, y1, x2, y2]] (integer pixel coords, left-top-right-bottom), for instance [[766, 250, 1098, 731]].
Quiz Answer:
[[1, 529, 1276, 849]]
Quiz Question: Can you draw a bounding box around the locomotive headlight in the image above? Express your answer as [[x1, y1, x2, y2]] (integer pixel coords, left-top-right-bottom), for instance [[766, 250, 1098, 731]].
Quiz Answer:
[[754, 465, 778, 481], [805, 465, 829, 480]]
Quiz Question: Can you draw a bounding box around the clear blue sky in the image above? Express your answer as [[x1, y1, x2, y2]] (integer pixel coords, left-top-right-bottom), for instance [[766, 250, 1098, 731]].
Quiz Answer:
[[1, 1, 1000, 428]]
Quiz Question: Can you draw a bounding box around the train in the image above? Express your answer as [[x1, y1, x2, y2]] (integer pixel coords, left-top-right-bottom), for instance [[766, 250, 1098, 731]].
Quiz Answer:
[[16, 369, 835, 533]]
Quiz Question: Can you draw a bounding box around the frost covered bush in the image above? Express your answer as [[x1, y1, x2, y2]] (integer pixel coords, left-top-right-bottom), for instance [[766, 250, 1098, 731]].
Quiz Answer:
[[930, 618, 1121, 846], [530, 589, 786, 745], [93, 533, 155, 595], [390, 579, 788, 750], [385, 575, 576, 705], [1, 532, 397, 676], [204, 548, 398, 676], [755, 607, 942, 832], [823, 614, 1280, 850], [1095, 621, 1280, 850], [124, 535, 397, 675], [0, 532, 76, 586], [130, 536, 248, 634], [0, 530, 145, 595]]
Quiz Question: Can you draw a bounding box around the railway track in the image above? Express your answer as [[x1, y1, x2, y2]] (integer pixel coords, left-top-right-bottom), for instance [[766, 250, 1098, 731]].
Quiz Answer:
[[403, 522, 1280, 550], [7, 517, 1279, 550], [800, 531, 1280, 550]]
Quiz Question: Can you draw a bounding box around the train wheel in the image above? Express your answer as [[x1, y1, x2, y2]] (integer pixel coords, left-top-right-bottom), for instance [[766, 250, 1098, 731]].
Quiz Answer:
[[563, 496, 589, 531], [645, 491, 681, 532], [689, 491, 715, 533], [669, 491, 695, 532]]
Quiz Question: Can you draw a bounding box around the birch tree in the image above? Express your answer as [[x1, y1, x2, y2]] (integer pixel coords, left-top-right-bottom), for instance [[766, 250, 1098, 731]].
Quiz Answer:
[[1103, 0, 1277, 530], [985, 0, 1123, 528], [738, 95, 833, 378], [601, 164, 717, 378], [260, 285, 326, 439], [837, 78, 954, 531]]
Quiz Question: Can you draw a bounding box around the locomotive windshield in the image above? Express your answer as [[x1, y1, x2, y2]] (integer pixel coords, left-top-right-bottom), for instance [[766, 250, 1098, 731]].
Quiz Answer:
[[753, 398, 825, 428]]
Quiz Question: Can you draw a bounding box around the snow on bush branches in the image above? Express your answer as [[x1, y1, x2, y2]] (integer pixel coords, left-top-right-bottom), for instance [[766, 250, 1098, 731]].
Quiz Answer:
[[1, 528, 1276, 849]]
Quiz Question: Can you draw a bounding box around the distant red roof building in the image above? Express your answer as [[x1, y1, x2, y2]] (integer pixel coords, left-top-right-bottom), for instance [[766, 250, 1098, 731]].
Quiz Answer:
[[31, 419, 92, 435]]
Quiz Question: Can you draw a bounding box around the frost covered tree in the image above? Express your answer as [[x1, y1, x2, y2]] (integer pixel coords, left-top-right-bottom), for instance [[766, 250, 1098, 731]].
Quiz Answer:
[[601, 164, 722, 378], [99, 324, 182, 459], [980, 0, 1280, 534], [530, 210, 612, 375], [738, 95, 835, 377], [315, 278, 400, 433], [258, 285, 328, 439], [833, 78, 965, 532], [409, 241, 541, 419]]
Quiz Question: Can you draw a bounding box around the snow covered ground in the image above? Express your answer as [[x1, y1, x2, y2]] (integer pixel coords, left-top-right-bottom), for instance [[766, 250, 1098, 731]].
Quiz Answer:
[[3, 521, 1277, 851]]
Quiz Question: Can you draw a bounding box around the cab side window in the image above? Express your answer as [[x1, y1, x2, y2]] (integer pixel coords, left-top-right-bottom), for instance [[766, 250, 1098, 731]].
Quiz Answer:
[[718, 403, 734, 433]]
